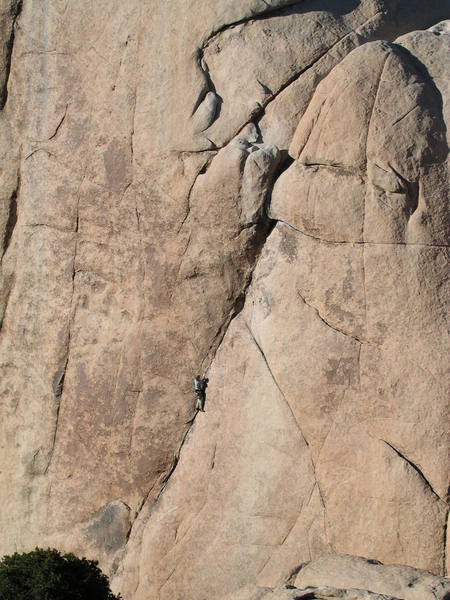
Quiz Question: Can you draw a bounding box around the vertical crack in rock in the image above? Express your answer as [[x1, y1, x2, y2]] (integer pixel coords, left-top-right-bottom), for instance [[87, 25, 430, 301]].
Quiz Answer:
[[0, 278, 14, 335], [47, 104, 68, 141], [1, 182, 19, 261], [154, 418, 197, 503], [45, 179, 82, 475], [0, 166, 21, 335], [381, 440, 442, 502], [120, 154, 280, 583], [210, 443, 217, 470], [129, 479, 158, 535], [198, 228, 269, 374], [45, 346, 69, 475], [357, 342, 362, 391], [130, 85, 137, 162], [444, 509, 449, 576], [177, 153, 216, 234], [0, 0, 23, 110], [363, 51, 390, 332], [155, 215, 275, 503]]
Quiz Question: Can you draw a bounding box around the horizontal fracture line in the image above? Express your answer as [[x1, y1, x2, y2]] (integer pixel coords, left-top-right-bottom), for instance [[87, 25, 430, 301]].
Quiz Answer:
[[276, 220, 448, 248]]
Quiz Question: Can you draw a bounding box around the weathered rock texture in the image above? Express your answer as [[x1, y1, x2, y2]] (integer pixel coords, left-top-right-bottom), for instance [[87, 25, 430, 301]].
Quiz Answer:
[[292, 555, 450, 600], [0, 1, 449, 599], [228, 554, 450, 600], [238, 553, 450, 600]]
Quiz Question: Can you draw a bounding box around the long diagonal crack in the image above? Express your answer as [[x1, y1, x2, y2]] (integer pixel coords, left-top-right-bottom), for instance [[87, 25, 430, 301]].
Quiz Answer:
[[194, 8, 386, 150], [0, 156, 21, 337], [296, 289, 365, 345], [192, 1, 308, 118], [244, 321, 302, 436], [132, 222, 274, 527], [116, 17, 449, 591], [381, 440, 443, 503], [44, 175, 83, 475], [1, 180, 19, 262], [119, 181, 277, 584], [244, 320, 330, 553], [177, 153, 216, 234]]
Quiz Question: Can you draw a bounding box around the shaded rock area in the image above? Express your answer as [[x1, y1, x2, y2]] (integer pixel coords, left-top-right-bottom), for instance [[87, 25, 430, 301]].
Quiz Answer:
[[0, 1, 449, 599]]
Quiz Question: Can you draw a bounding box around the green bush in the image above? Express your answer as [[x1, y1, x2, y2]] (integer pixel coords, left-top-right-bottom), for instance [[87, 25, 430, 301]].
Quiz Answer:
[[0, 547, 121, 600]]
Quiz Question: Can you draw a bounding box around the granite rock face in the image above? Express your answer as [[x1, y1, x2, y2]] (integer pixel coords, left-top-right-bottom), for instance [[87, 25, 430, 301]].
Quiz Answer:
[[293, 555, 450, 600], [0, 1, 449, 599], [116, 21, 450, 600]]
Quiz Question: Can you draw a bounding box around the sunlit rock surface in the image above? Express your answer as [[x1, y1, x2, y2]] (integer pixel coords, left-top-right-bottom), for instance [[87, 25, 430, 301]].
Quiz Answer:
[[0, 1, 448, 598]]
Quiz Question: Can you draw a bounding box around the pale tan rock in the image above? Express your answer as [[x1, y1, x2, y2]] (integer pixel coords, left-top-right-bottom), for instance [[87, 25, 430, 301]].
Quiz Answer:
[[201, 0, 450, 149], [0, 0, 20, 304], [242, 144, 281, 224], [123, 314, 324, 600], [191, 91, 219, 134], [0, 1, 449, 599], [228, 555, 450, 598], [269, 36, 449, 573], [0, 0, 286, 576], [269, 162, 365, 243], [228, 585, 403, 600], [295, 555, 450, 600], [112, 27, 449, 600]]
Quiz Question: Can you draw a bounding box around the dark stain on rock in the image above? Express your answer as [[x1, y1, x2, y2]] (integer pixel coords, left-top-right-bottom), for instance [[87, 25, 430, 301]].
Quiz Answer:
[[279, 226, 298, 263], [103, 141, 128, 192], [342, 257, 355, 302], [325, 356, 358, 386], [85, 500, 131, 554], [25, 447, 47, 476]]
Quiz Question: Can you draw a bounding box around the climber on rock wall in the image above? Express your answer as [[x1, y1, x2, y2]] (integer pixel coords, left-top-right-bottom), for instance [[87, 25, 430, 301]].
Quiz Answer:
[[194, 376, 208, 411]]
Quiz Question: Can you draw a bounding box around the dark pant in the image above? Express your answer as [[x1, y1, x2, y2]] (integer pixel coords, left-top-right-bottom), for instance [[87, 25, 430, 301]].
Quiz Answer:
[[195, 392, 205, 411]]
